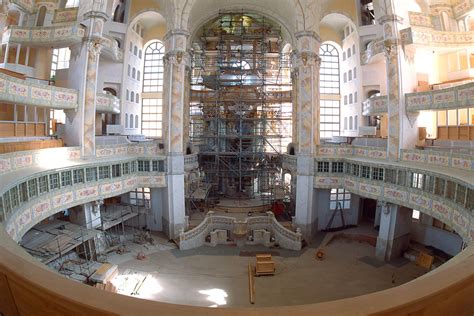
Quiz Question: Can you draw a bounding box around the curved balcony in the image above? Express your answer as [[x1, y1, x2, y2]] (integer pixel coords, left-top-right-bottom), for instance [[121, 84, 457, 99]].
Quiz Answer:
[[96, 93, 120, 114], [362, 95, 388, 115], [405, 82, 474, 112], [313, 157, 473, 244], [0, 72, 78, 110], [361, 38, 384, 65], [401, 27, 474, 47], [101, 35, 124, 62], [0, 145, 472, 314], [2, 23, 86, 48]]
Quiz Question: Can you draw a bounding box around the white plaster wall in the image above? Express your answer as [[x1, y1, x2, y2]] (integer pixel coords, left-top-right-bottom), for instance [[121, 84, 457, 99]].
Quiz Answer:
[[410, 215, 463, 257], [316, 189, 360, 231], [121, 26, 144, 135], [341, 26, 362, 137]]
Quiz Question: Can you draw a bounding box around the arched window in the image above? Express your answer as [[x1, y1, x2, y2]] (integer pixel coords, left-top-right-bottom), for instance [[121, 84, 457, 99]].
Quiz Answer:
[[125, 114, 128, 129], [134, 46, 138, 56], [131, 91, 134, 102], [136, 93, 139, 104], [135, 115, 139, 129], [143, 41, 164, 93], [319, 43, 341, 139], [441, 11, 450, 31], [36, 6, 47, 26], [137, 70, 141, 81], [142, 41, 165, 138], [130, 115, 134, 128], [132, 67, 136, 79]]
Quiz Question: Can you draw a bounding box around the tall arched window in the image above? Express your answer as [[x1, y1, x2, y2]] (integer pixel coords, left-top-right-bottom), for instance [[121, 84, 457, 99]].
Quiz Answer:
[[143, 41, 164, 93], [141, 41, 165, 138], [319, 43, 341, 139]]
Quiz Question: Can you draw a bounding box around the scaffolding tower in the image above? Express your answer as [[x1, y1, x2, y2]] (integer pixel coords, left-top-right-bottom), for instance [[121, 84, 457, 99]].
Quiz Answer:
[[190, 12, 292, 204]]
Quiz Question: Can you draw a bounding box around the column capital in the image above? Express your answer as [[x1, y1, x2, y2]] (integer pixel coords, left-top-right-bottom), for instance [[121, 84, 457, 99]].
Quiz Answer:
[[87, 38, 103, 62], [164, 49, 192, 68], [291, 50, 321, 69]]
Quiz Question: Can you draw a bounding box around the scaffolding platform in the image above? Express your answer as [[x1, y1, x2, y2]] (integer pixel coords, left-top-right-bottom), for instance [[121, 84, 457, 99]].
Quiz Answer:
[[190, 12, 292, 207], [20, 220, 99, 264]]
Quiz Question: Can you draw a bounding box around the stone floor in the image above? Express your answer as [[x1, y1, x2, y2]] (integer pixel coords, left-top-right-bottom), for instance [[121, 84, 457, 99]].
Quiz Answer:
[[106, 228, 428, 308]]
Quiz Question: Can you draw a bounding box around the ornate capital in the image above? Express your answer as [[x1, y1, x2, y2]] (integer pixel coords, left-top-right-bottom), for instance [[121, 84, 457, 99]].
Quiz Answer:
[[164, 50, 192, 68], [291, 50, 321, 69], [382, 38, 399, 60], [87, 39, 103, 62]]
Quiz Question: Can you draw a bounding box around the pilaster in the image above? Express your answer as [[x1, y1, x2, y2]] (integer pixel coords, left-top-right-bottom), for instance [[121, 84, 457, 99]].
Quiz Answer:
[[292, 31, 321, 239], [162, 29, 191, 238], [379, 10, 418, 160]]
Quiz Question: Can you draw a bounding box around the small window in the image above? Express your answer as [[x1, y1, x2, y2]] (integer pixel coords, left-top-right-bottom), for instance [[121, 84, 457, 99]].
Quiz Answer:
[[372, 167, 384, 181], [73, 169, 84, 184], [112, 164, 121, 178], [126, 89, 129, 101], [132, 67, 136, 79], [361, 166, 370, 179], [412, 209, 421, 221], [134, 45, 138, 56], [347, 48, 351, 58], [351, 164, 360, 177], [49, 173, 60, 190], [343, 52, 346, 61], [136, 93, 139, 104], [28, 179, 38, 198], [331, 162, 344, 173], [123, 162, 130, 175], [61, 171, 72, 187], [354, 115, 358, 129], [348, 70, 352, 81], [131, 92, 135, 102], [139, 50, 142, 59], [349, 94, 353, 104], [128, 64, 131, 76], [344, 95, 348, 105], [352, 44, 355, 55], [343, 73, 347, 83], [86, 167, 97, 182], [317, 161, 330, 173], [353, 67, 357, 79], [354, 92, 358, 103], [98, 166, 110, 180], [39, 175, 49, 194]]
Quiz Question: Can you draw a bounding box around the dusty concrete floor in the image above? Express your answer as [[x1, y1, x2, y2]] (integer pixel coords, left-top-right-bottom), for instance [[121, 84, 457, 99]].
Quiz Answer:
[[106, 230, 427, 308]]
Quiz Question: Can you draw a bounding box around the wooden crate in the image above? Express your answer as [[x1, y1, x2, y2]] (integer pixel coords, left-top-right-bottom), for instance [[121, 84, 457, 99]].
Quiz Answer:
[[255, 254, 275, 276]]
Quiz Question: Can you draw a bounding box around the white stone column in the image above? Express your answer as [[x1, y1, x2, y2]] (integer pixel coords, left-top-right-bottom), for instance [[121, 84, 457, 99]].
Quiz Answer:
[[162, 29, 191, 238], [64, 5, 108, 158], [379, 7, 418, 160], [292, 31, 321, 238], [375, 202, 412, 261]]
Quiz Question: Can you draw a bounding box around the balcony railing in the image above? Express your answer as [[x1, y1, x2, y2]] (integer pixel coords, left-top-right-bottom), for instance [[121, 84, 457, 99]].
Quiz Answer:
[[401, 27, 474, 47], [0, 72, 78, 110], [405, 82, 474, 112], [101, 35, 124, 62], [96, 93, 120, 114], [2, 23, 85, 48], [361, 38, 384, 65], [362, 95, 388, 115]]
